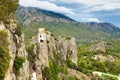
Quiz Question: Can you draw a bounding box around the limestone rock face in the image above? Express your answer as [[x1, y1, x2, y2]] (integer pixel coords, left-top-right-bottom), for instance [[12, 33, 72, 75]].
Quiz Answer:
[[30, 30, 78, 79], [47, 32, 77, 65], [34, 41, 49, 80], [67, 37, 77, 64], [1, 20, 77, 80], [31, 30, 77, 65], [0, 22, 5, 30], [0, 21, 29, 80]]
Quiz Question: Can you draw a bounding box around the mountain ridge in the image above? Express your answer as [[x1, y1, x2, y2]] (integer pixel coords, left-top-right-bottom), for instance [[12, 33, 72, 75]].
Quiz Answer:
[[16, 6, 120, 45], [16, 6, 76, 26]]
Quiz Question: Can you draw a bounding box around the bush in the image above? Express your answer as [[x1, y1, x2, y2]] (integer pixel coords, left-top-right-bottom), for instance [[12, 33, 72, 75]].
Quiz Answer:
[[66, 56, 76, 68], [26, 44, 36, 65], [59, 66, 68, 74], [0, 0, 19, 21], [42, 67, 54, 80], [13, 57, 25, 76], [0, 46, 10, 80], [49, 59, 61, 80], [15, 24, 22, 36], [0, 31, 9, 48], [66, 36, 71, 40], [0, 30, 10, 80], [63, 76, 79, 80]]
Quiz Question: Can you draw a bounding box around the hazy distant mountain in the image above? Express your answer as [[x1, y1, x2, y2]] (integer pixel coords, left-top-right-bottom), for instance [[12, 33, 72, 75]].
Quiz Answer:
[[16, 6, 120, 45], [87, 22, 120, 34]]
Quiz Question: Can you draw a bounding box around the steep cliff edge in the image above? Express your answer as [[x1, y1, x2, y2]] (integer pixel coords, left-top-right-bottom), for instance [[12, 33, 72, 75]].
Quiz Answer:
[[0, 21, 88, 80], [28, 29, 78, 80], [0, 21, 29, 80]]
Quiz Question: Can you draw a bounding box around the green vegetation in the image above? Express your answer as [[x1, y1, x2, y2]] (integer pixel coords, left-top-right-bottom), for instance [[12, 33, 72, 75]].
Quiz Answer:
[[26, 44, 35, 65], [77, 40, 120, 79], [42, 67, 54, 80], [66, 36, 71, 40], [42, 58, 61, 80], [106, 40, 120, 57], [63, 76, 79, 80], [0, 31, 9, 48], [49, 59, 60, 80], [15, 24, 22, 36], [0, 0, 19, 21], [13, 57, 25, 76], [0, 46, 10, 80], [21, 22, 118, 46], [59, 65, 68, 75], [0, 31, 10, 80], [66, 56, 76, 69]]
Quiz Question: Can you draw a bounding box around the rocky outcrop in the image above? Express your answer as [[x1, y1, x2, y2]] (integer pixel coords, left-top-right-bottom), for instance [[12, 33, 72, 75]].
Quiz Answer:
[[93, 54, 115, 62], [0, 21, 29, 80], [87, 41, 106, 52], [30, 30, 78, 80], [0, 22, 5, 30], [1, 20, 78, 80], [67, 68, 90, 80]]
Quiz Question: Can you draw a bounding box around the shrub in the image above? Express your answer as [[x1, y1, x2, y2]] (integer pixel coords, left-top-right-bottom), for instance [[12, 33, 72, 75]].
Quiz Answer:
[[0, 31, 9, 48], [13, 57, 25, 76], [50, 59, 58, 75], [42, 67, 54, 80], [66, 36, 71, 40], [66, 56, 76, 68], [0, 46, 10, 80], [63, 76, 79, 80], [0, 0, 19, 21], [26, 44, 36, 65], [0, 30, 10, 80], [59, 66, 68, 74], [49, 59, 60, 80], [15, 24, 22, 36]]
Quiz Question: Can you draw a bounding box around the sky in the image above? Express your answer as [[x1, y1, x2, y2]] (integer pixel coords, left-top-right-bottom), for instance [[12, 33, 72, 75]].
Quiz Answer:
[[19, 0, 120, 27]]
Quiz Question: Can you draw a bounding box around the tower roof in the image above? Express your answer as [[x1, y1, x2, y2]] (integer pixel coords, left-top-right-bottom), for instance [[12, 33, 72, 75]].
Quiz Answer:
[[39, 28, 45, 34]]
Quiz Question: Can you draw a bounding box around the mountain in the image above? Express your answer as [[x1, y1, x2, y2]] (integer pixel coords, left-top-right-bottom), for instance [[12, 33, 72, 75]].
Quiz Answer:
[[87, 22, 120, 34], [1, 2, 120, 80], [16, 6, 120, 45], [16, 6, 76, 26]]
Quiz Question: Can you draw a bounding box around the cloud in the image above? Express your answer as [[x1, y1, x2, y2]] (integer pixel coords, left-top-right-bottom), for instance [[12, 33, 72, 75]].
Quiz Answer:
[[82, 18, 101, 22], [59, 0, 102, 5], [19, 0, 74, 15], [85, 2, 120, 12], [54, 0, 120, 12]]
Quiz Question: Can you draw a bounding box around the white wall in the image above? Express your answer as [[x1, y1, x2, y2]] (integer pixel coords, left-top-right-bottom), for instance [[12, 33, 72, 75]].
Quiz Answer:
[[38, 33, 46, 43]]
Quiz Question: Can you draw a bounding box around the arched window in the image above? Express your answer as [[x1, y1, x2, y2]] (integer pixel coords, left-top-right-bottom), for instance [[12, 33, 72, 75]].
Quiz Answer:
[[40, 35, 42, 38]]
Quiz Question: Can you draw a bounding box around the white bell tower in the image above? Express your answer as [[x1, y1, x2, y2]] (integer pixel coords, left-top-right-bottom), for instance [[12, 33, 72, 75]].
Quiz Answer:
[[38, 28, 46, 43]]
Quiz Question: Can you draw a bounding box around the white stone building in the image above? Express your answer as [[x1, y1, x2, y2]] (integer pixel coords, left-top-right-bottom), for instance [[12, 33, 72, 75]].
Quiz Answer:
[[38, 28, 46, 43]]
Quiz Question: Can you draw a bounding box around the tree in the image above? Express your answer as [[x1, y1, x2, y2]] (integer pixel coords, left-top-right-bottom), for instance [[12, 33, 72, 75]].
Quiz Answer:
[[0, 0, 19, 21]]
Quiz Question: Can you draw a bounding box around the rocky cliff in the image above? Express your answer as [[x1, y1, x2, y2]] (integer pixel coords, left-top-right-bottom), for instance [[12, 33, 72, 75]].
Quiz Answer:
[[0, 20, 29, 80], [0, 20, 81, 80], [29, 30, 78, 80]]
